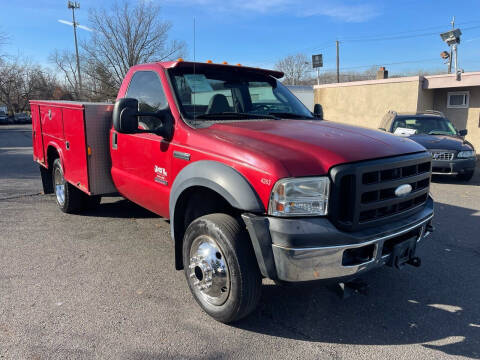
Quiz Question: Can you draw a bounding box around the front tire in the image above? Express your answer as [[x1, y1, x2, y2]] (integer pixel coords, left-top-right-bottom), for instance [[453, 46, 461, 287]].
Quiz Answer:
[[183, 214, 262, 323]]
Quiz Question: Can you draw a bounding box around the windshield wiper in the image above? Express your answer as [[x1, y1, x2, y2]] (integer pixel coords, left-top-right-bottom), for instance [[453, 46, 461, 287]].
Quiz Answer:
[[428, 130, 453, 135], [268, 112, 314, 119], [194, 112, 279, 120]]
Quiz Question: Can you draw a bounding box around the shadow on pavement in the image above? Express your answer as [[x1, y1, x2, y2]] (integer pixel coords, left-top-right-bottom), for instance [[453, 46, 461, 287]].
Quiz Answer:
[[81, 198, 159, 219], [234, 200, 480, 359]]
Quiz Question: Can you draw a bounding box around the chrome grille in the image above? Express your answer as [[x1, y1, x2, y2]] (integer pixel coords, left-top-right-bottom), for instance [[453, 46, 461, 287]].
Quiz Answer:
[[431, 151, 454, 161]]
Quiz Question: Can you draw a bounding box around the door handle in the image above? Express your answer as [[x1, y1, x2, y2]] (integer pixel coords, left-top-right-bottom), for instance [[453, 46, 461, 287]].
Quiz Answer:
[[112, 132, 118, 150]]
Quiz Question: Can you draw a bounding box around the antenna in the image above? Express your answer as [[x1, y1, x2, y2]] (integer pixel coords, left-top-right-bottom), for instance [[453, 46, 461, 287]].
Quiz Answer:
[[193, 17, 196, 126]]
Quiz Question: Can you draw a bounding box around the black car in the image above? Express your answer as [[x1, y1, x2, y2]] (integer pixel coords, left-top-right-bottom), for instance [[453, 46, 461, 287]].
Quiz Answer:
[[0, 111, 9, 125], [380, 111, 476, 181]]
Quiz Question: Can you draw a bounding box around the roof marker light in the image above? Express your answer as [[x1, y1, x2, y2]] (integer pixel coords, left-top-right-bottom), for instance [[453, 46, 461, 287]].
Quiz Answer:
[[177, 58, 184, 62], [237, 63, 242, 66], [222, 61, 228, 64], [206, 60, 213, 63]]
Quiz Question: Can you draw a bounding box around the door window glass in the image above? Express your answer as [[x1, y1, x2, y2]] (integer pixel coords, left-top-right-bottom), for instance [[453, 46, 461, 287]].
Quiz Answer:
[[126, 71, 167, 130]]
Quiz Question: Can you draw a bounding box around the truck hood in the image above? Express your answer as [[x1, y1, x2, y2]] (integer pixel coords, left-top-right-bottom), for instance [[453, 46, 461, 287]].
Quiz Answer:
[[408, 134, 474, 151], [200, 120, 426, 177]]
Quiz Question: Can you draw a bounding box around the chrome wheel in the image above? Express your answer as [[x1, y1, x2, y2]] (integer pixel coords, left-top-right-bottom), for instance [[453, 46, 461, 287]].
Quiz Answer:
[[54, 166, 65, 206], [188, 235, 230, 306]]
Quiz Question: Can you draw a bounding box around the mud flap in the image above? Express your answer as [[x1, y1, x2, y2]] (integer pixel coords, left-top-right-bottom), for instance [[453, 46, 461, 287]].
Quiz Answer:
[[39, 165, 53, 194]]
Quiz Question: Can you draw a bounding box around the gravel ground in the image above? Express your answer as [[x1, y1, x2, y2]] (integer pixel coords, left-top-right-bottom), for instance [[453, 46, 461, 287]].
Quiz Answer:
[[1, 124, 479, 360]]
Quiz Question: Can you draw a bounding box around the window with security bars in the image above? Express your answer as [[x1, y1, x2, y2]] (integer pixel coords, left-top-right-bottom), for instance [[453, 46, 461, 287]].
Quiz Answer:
[[447, 91, 469, 108]]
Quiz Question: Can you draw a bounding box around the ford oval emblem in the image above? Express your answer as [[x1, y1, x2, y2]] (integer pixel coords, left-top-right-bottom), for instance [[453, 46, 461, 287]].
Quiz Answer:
[[395, 184, 412, 197]]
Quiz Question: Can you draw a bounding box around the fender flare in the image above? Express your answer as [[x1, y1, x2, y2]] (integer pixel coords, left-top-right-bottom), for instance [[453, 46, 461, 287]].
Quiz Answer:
[[41, 142, 64, 194], [169, 160, 265, 242], [45, 141, 65, 170]]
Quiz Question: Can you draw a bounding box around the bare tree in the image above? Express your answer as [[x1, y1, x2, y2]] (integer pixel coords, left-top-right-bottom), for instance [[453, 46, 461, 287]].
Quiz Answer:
[[0, 28, 8, 59], [275, 54, 311, 85], [0, 56, 66, 113], [81, 1, 186, 94], [49, 49, 80, 97]]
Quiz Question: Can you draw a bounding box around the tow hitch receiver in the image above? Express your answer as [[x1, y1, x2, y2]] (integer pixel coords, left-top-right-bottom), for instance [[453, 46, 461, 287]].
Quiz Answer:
[[386, 237, 421, 269]]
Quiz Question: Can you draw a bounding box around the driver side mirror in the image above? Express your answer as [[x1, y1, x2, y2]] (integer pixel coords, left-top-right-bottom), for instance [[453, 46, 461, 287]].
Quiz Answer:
[[113, 98, 174, 140], [458, 129, 468, 136], [113, 98, 139, 134], [313, 104, 323, 119]]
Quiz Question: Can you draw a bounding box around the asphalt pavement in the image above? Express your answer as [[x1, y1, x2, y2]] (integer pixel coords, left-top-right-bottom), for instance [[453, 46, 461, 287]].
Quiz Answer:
[[1, 124, 479, 360]]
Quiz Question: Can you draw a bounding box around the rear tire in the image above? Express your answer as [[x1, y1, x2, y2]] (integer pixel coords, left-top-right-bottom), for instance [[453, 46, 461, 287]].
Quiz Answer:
[[52, 158, 85, 213], [183, 214, 262, 323], [456, 170, 474, 181]]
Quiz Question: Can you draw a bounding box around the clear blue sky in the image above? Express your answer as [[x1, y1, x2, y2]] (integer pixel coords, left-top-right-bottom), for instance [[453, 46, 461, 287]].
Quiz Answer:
[[2, 0, 480, 76]]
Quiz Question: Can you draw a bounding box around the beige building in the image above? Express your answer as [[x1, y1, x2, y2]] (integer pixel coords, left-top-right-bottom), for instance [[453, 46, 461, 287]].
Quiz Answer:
[[314, 71, 480, 152]]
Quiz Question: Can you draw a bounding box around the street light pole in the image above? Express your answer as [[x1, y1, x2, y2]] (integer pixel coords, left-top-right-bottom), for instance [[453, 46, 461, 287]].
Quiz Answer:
[[448, 16, 455, 74], [68, 1, 82, 98]]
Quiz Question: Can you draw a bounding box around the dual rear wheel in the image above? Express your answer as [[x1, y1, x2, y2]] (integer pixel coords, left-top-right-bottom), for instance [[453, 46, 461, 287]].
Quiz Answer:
[[52, 158, 101, 213]]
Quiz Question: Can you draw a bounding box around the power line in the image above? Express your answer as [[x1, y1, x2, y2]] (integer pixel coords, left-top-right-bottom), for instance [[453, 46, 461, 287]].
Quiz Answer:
[[340, 25, 480, 43], [254, 20, 480, 70], [340, 20, 480, 42], [319, 58, 442, 72]]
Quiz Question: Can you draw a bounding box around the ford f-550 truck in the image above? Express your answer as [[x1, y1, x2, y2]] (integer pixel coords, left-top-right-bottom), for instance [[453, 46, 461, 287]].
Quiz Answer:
[[30, 60, 434, 323]]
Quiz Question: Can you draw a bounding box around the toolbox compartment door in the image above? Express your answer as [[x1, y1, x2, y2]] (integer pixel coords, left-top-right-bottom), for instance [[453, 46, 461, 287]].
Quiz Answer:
[[31, 104, 45, 164], [62, 107, 89, 193], [40, 105, 64, 141]]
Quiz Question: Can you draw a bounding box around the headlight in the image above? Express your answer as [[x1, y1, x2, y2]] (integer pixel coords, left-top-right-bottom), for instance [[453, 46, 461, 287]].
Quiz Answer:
[[457, 150, 476, 158], [268, 177, 330, 216]]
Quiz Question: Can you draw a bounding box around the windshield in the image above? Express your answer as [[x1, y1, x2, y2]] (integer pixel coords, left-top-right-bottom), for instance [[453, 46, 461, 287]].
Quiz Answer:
[[392, 116, 457, 136], [168, 66, 314, 127]]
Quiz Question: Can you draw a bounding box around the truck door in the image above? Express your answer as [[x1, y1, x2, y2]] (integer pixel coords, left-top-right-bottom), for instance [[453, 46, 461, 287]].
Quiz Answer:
[[110, 70, 172, 218]]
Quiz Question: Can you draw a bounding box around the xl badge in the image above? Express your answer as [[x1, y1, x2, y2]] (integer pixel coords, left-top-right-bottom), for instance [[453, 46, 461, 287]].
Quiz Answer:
[[394, 184, 412, 198]]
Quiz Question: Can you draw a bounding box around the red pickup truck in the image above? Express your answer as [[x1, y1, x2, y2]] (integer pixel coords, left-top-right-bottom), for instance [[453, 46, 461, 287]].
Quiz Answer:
[[30, 60, 434, 323]]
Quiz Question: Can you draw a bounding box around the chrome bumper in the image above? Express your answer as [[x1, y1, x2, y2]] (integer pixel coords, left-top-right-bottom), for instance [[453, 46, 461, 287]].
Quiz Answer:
[[271, 215, 433, 282]]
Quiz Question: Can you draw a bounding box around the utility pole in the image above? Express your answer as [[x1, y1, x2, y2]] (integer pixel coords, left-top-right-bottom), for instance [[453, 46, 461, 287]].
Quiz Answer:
[[452, 17, 459, 74], [68, 1, 82, 98], [336, 40, 340, 83], [448, 16, 455, 74]]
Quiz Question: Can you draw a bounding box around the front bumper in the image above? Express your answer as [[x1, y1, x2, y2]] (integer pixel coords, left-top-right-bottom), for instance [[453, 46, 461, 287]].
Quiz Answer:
[[242, 197, 434, 282], [431, 158, 476, 175]]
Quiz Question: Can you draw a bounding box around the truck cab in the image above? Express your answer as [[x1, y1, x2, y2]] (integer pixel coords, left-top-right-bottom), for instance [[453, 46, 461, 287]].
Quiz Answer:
[[31, 60, 434, 323]]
